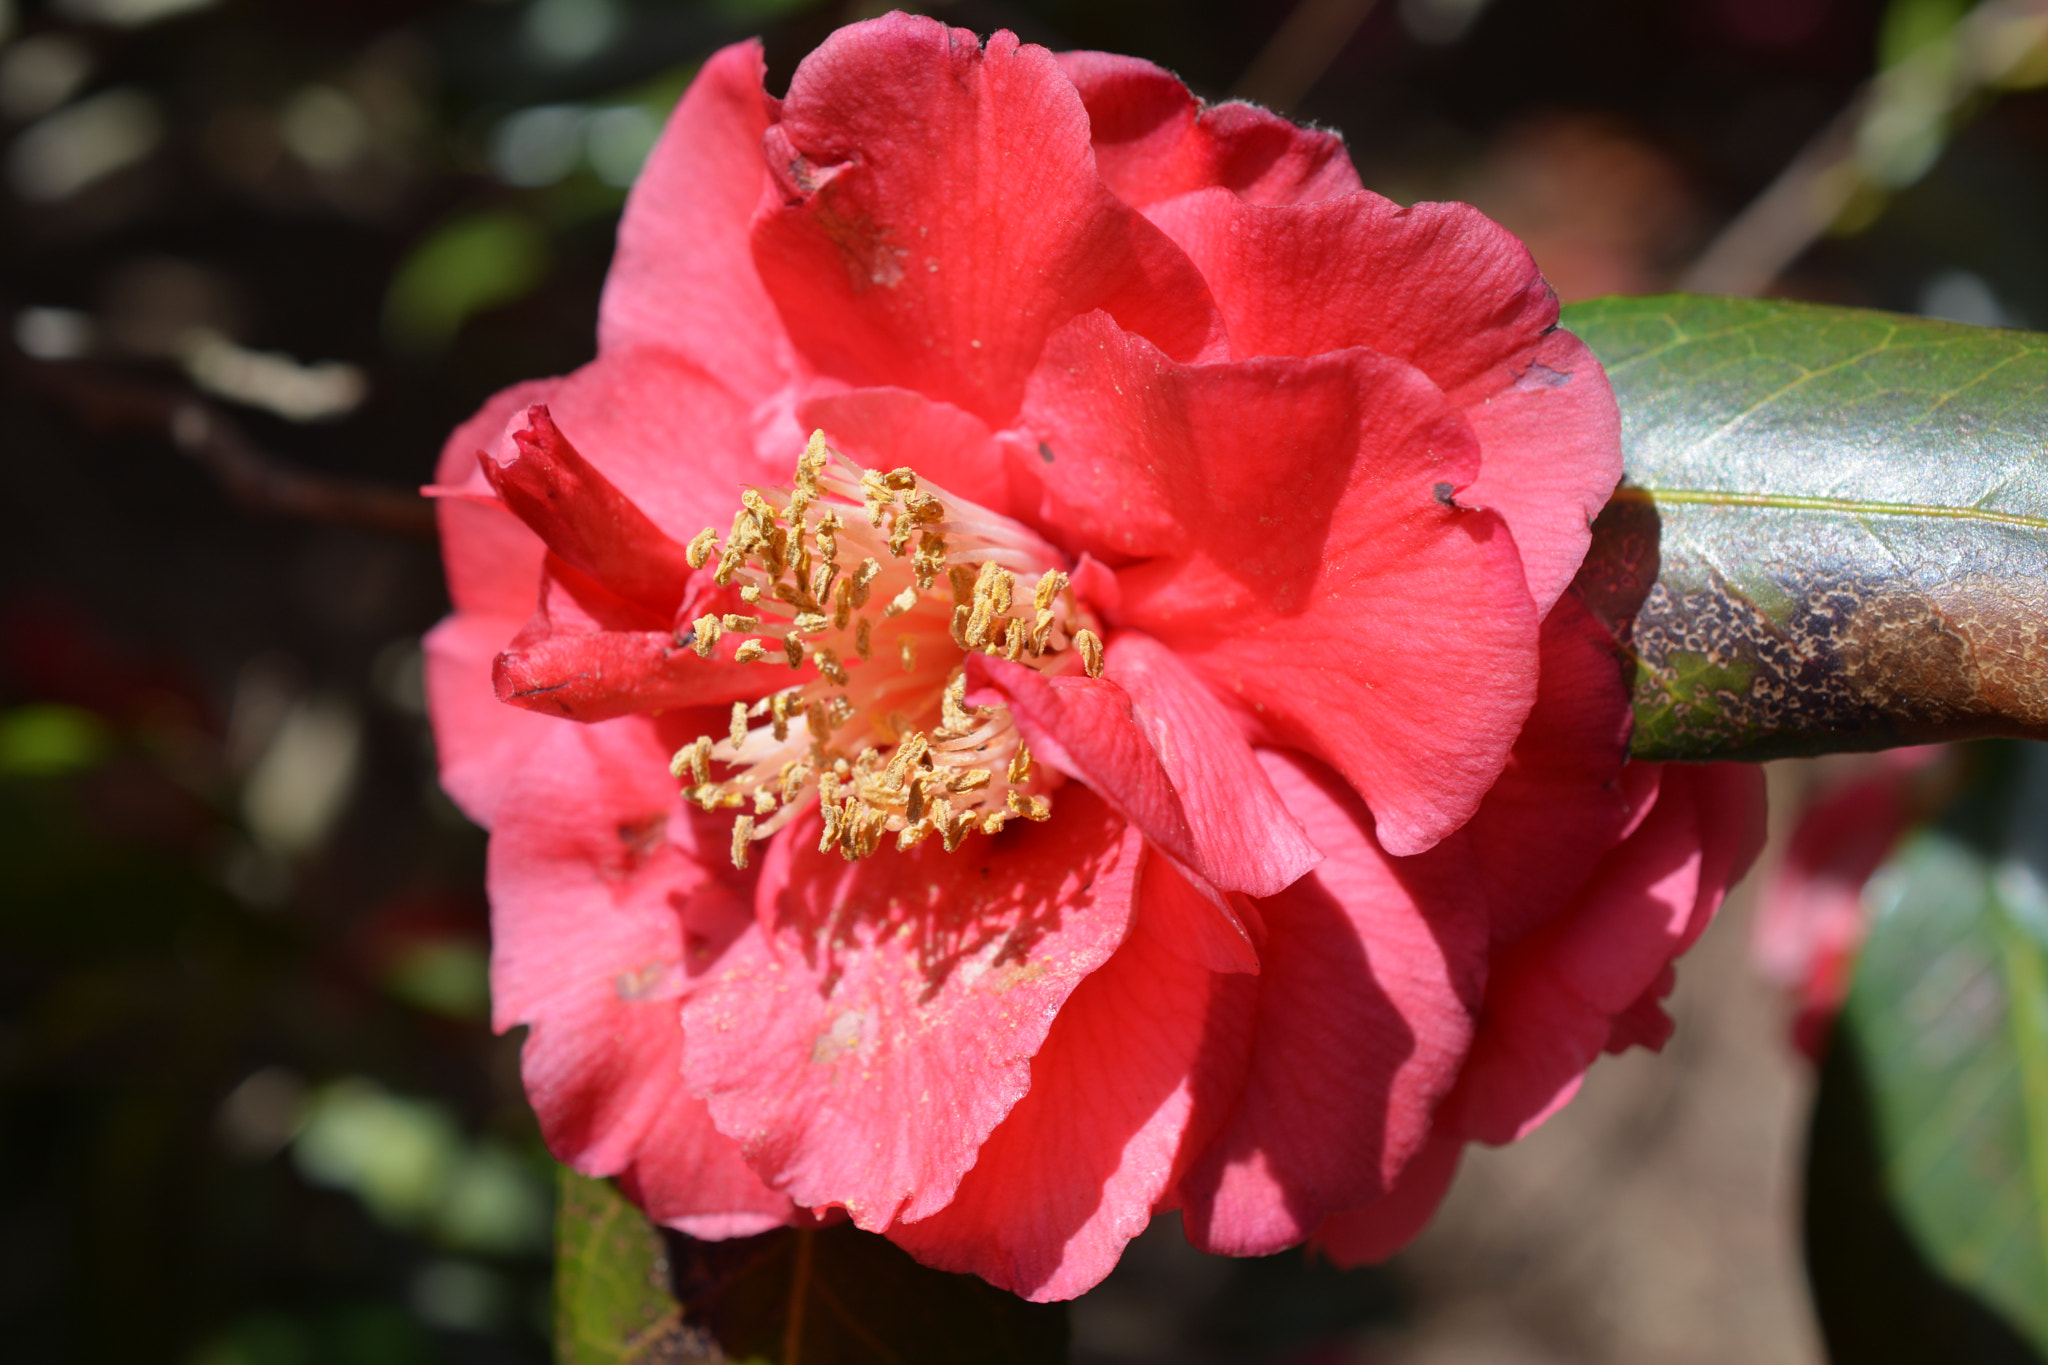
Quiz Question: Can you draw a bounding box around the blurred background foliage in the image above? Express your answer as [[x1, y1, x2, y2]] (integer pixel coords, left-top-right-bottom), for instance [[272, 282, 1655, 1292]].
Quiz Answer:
[[2, 0, 2046, 1362]]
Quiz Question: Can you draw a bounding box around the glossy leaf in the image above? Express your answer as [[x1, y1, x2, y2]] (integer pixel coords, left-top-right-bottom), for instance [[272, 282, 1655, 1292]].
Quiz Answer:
[[1806, 742, 2048, 1361], [1563, 294, 2048, 762]]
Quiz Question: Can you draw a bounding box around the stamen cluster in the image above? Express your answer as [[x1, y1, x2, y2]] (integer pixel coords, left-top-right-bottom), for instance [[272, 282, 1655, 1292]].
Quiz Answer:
[[669, 432, 1103, 869]]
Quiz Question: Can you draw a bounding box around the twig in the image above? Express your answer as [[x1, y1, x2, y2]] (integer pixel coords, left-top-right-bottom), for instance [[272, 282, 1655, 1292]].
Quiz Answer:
[[1679, 0, 2048, 296], [7, 347, 436, 540], [1230, 0, 1383, 111]]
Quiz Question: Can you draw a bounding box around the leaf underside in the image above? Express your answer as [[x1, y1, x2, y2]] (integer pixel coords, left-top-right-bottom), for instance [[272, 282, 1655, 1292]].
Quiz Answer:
[[1563, 294, 2048, 763]]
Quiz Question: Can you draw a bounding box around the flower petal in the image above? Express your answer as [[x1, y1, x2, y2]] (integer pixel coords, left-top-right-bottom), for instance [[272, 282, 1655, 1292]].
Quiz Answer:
[[752, 15, 1223, 428], [1056, 50, 1362, 209], [1024, 313, 1539, 856], [545, 346, 776, 544], [1461, 592, 1633, 948], [598, 40, 788, 403], [797, 386, 1016, 513], [1139, 188, 1618, 612], [1104, 630, 1321, 899], [1444, 761, 1766, 1146], [488, 716, 792, 1231], [680, 787, 1144, 1230], [1178, 751, 1488, 1256], [887, 850, 1259, 1301], [965, 650, 1311, 901], [424, 611, 559, 827], [480, 405, 701, 619], [1309, 1132, 1462, 1267], [435, 379, 555, 619]]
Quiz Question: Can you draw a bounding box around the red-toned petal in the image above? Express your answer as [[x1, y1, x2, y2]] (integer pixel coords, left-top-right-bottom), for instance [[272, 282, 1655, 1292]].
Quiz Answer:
[[968, 651, 1311, 904], [1025, 314, 1538, 856], [480, 405, 701, 619], [1104, 631, 1320, 898], [1462, 593, 1632, 948], [1056, 51, 1362, 209], [797, 387, 1015, 513], [615, 1076, 797, 1241], [887, 851, 1259, 1300], [1457, 328, 1623, 614], [752, 15, 1222, 428], [436, 381, 556, 619], [543, 346, 776, 545], [493, 627, 760, 722], [1179, 751, 1488, 1257], [1309, 1132, 1462, 1267], [680, 787, 1144, 1230], [1445, 765, 1722, 1146], [423, 611, 559, 828], [1140, 188, 1618, 612], [598, 40, 788, 403], [488, 717, 792, 1230]]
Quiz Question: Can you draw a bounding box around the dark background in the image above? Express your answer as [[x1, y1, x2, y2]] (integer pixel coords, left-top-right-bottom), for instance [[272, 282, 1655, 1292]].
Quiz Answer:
[[3, 0, 2043, 1361]]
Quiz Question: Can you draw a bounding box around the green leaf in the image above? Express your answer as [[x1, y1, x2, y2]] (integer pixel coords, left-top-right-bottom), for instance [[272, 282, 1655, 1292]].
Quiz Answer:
[[383, 210, 549, 358], [1805, 741, 2048, 1360], [555, 1168, 709, 1364], [1562, 294, 2048, 762], [552, 1171, 1067, 1364]]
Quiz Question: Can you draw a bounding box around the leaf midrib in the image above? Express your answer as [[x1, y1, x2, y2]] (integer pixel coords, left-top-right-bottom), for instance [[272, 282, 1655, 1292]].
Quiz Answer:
[[1610, 485, 2048, 532]]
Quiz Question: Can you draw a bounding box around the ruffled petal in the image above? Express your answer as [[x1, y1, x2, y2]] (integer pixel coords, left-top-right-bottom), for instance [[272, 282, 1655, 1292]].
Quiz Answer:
[[1309, 1132, 1462, 1267], [1139, 188, 1617, 612], [1178, 751, 1488, 1256], [1056, 50, 1362, 208], [887, 850, 1259, 1301], [1461, 592, 1633, 948], [1444, 761, 1767, 1146], [752, 15, 1223, 428], [1104, 631, 1321, 899], [1023, 312, 1539, 856], [679, 787, 1144, 1230], [598, 40, 789, 403], [487, 716, 792, 1231], [423, 611, 560, 827]]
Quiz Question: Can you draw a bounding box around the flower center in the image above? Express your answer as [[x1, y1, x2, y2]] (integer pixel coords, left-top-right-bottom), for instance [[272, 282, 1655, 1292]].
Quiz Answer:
[[671, 432, 1103, 869]]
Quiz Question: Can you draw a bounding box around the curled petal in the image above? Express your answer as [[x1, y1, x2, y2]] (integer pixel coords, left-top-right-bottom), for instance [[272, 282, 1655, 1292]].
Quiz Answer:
[[753, 14, 1224, 427], [480, 405, 701, 620], [1059, 49, 1361, 209], [1024, 313, 1539, 855]]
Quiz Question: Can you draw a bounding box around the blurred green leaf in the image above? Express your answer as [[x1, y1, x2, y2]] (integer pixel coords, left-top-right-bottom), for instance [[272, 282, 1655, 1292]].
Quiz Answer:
[[1806, 742, 2048, 1361], [383, 210, 549, 357], [554, 1168, 1069, 1364], [1564, 294, 2048, 762], [382, 940, 491, 1020], [555, 1168, 704, 1364], [1880, 0, 1970, 71], [0, 704, 112, 775]]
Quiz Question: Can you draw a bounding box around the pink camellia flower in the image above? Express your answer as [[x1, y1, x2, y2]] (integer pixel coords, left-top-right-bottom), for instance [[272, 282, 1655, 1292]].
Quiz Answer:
[[1754, 747, 1945, 1059], [424, 14, 1766, 1300]]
